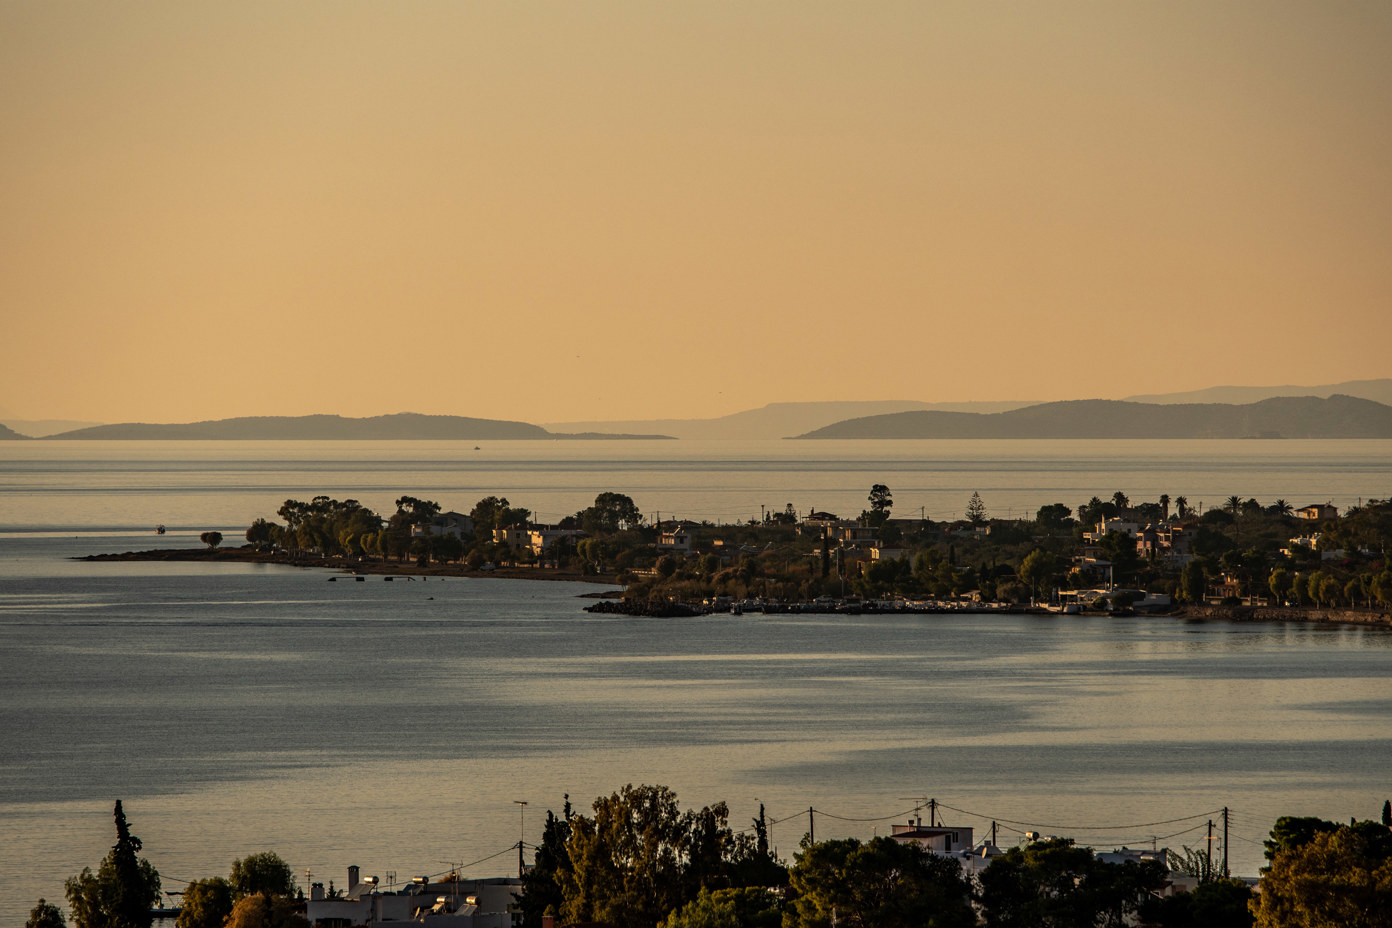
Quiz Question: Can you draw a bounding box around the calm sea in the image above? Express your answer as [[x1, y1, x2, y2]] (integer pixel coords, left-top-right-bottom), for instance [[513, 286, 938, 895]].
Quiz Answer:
[[1, 440, 1390, 922]]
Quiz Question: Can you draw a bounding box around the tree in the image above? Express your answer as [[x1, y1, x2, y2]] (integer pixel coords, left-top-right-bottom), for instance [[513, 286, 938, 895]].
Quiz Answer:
[[1180, 559, 1209, 603], [245, 519, 274, 547], [1112, 491, 1130, 511], [1167, 845, 1219, 884], [229, 852, 296, 900], [579, 492, 643, 535], [977, 837, 1165, 928], [1147, 878, 1254, 928], [1035, 504, 1074, 529], [866, 485, 893, 525], [1018, 549, 1059, 602], [660, 886, 782, 928], [785, 836, 975, 928], [199, 531, 223, 549], [66, 801, 162, 928], [1160, 494, 1171, 520], [1383, 800, 1391, 828], [559, 784, 719, 928], [1263, 816, 1392, 863], [223, 894, 307, 928], [966, 492, 987, 525], [176, 879, 234, 928], [1175, 496, 1190, 519], [26, 899, 67, 928], [1269, 568, 1294, 605], [393, 495, 441, 524], [1252, 825, 1392, 928]]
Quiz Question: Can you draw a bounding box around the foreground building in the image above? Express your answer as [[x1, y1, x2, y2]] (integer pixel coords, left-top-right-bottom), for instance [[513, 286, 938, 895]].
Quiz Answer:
[[306, 866, 518, 927]]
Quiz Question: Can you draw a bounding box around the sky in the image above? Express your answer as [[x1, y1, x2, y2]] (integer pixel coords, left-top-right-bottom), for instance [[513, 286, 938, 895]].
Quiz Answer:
[[3, 1, 1390, 425]]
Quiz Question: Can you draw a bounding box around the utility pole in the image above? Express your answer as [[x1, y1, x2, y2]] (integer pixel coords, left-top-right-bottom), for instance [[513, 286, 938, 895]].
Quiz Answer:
[[515, 800, 528, 877], [1222, 807, 1230, 878], [809, 807, 815, 845], [1206, 819, 1215, 878]]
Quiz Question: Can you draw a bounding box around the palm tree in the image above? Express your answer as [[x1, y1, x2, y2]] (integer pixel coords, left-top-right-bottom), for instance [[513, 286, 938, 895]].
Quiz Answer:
[[1174, 496, 1189, 519], [1159, 494, 1171, 520], [1112, 491, 1130, 511]]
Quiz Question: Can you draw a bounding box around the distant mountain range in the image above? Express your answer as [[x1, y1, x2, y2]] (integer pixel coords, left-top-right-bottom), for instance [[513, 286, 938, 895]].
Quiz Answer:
[[22, 413, 672, 441], [548, 378, 1392, 439], [793, 395, 1392, 440], [544, 400, 1031, 441], [1121, 378, 1392, 407], [5, 378, 1390, 440]]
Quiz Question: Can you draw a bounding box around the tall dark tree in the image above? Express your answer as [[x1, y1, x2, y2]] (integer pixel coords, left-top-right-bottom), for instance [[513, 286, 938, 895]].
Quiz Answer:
[[66, 801, 162, 928], [966, 492, 987, 525], [866, 485, 893, 524]]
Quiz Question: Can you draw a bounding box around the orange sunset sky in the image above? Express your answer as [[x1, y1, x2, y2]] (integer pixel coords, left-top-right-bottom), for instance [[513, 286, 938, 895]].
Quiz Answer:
[[2, 2, 1390, 425]]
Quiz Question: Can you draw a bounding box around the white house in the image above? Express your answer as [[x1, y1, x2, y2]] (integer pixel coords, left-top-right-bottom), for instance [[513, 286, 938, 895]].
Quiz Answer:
[[658, 528, 693, 553], [413, 511, 474, 539]]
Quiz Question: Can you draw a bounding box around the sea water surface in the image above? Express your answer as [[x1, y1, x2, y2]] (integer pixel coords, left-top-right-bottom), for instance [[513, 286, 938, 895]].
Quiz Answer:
[[1, 440, 1390, 922]]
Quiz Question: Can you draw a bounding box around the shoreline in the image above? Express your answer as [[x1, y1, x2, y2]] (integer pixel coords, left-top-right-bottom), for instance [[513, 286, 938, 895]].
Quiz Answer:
[[78, 545, 622, 587], [76, 547, 1391, 626]]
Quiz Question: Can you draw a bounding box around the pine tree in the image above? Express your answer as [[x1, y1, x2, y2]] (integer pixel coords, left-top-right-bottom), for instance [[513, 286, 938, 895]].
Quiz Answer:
[[66, 801, 161, 928], [966, 492, 987, 525]]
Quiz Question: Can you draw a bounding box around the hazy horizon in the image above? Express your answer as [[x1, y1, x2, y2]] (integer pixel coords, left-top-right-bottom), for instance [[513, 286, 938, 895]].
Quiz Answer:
[[6, 376, 1392, 432], [4, 2, 1390, 424]]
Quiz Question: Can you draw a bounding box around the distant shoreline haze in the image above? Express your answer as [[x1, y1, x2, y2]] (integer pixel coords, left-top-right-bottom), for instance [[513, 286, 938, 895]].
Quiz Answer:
[[792, 395, 1392, 440], [3, 378, 1392, 440]]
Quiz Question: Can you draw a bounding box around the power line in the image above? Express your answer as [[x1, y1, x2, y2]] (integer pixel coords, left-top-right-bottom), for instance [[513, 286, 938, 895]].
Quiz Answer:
[[934, 800, 1224, 833]]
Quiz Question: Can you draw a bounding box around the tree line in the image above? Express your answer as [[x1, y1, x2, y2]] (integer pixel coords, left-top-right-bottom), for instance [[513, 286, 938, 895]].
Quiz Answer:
[[514, 786, 1392, 928], [29, 801, 305, 928], [239, 492, 644, 571], [28, 794, 1392, 928]]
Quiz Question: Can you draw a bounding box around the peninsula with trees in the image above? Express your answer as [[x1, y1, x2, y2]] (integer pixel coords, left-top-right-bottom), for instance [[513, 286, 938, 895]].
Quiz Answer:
[[89, 484, 1392, 625]]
